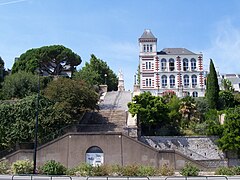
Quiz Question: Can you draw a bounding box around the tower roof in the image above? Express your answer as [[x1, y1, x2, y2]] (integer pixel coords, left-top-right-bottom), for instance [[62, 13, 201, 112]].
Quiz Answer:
[[139, 29, 157, 42]]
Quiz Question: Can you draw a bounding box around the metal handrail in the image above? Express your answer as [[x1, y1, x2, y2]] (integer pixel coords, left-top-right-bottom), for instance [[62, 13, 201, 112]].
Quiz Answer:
[[11, 174, 72, 180], [86, 176, 150, 180], [165, 176, 228, 180]]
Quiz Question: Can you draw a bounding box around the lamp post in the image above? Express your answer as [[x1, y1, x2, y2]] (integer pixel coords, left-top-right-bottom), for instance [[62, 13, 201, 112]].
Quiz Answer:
[[104, 74, 107, 85], [33, 69, 40, 174]]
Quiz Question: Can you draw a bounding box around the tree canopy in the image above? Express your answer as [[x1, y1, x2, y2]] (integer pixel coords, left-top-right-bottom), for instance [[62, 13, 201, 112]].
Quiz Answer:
[[206, 59, 219, 109], [43, 77, 99, 120], [1, 71, 39, 99], [128, 92, 169, 135], [74, 54, 118, 91], [0, 57, 6, 83], [11, 45, 81, 77], [218, 106, 240, 151]]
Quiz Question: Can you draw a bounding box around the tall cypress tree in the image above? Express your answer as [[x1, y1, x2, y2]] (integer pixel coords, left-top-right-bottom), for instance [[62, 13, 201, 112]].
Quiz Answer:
[[206, 59, 219, 109]]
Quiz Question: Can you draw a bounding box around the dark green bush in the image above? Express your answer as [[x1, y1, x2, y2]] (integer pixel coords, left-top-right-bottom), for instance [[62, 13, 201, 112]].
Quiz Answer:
[[121, 164, 139, 176], [233, 166, 240, 175], [11, 159, 33, 174], [92, 165, 111, 176], [67, 163, 93, 176], [0, 160, 10, 174], [158, 163, 174, 176], [180, 162, 199, 176], [215, 166, 235, 176], [136, 165, 157, 176], [40, 160, 66, 175]]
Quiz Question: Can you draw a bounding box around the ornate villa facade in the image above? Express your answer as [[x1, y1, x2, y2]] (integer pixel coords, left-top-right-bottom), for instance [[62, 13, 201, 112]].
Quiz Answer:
[[139, 29, 205, 97]]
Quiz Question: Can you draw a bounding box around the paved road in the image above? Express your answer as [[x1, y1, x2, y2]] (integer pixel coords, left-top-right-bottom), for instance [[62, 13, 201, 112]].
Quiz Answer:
[[1, 176, 240, 180]]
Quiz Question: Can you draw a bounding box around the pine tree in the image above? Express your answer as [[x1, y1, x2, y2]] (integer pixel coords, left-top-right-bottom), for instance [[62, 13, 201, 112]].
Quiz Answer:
[[206, 59, 219, 109]]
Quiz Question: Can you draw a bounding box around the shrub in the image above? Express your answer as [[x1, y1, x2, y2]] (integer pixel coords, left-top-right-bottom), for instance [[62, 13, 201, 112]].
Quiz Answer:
[[180, 162, 200, 176], [136, 165, 157, 176], [110, 164, 122, 176], [92, 165, 111, 176], [0, 160, 10, 174], [233, 166, 240, 175], [67, 163, 93, 176], [11, 159, 33, 174], [158, 163, 174, 176], [121, 164, 139, 176], [215, 166, 235, 176], [40, 160, 66, 175]]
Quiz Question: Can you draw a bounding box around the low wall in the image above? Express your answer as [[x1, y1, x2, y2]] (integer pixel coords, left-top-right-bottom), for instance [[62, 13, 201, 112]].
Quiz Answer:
[[2, 133, 207, 170]]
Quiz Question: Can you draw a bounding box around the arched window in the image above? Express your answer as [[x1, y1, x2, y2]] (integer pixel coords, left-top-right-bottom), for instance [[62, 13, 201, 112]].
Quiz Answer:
[[161, 58, 167, 71], [86, 146, 104, 167], [169, 58, 175, 71], [145, 62, 151, 69], [145, 78, 152, 87], [150, 44, 153, 52], [193, 91, 198, 97], [143, 44, 146, 52], [146, 44, 149, 52], [185, 91, 190, 96], [162, 75, 167, 88], [192, 75, 197, 87], [170, 75, 175, 88], [183, 75, 189, 87], [183, 58, 188, 71], [191, 58, 196, 70]]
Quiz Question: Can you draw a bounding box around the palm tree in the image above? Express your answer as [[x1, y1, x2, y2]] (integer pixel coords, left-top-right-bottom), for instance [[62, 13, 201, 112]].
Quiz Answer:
[[179, 96, 197, 127]]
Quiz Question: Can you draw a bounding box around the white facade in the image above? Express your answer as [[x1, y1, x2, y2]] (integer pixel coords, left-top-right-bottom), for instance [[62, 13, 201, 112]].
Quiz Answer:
[[139, 29, 205, 97]]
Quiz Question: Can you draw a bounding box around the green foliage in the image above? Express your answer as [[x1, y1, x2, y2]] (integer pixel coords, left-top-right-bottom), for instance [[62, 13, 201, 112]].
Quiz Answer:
[[0, 95, 54, 149], [121, 164, 139, 176], [219, 90, 235, 110], [74, 54, 117, 91], [233, 166, 240, 175], [206, 59, 219, 109], [205, 109, 223, 136], [215, 166, 235, 176], [180, 162, 200, 176], [92, 165, 111, 176], [1, 71, 39, 99], [234, 93, 240, 106], [221, 79, 234, 92], [44, 77, 99, 120], [40, 160, 66, 175], [158, 163, 174, 176], [11, 159, 33, 174], [67, 163, 93, 176], [0, 56, 5, 83], [128, 92, 169, 135], [218, 106, 240, 151], [12, 45, 81, 76], [195, 97, 209, 122], [0, 160, 10, 174], [179, 96, 197, 128], [136, 165, 156, 176]]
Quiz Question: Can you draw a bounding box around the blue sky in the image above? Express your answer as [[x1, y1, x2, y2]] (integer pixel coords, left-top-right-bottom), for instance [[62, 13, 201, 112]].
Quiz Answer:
[[1, 0, 240, 90]]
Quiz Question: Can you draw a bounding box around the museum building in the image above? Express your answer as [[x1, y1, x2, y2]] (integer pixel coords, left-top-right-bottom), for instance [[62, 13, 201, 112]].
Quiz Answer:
[[139, 29, 205, 97]]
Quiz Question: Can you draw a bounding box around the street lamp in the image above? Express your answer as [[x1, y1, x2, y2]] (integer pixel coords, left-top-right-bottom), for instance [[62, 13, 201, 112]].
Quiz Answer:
[[104, 74, 107, 85], [33, 69, 40, 174]]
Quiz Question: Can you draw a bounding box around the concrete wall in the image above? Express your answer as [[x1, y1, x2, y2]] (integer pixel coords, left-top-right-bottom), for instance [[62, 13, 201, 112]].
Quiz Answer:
[[3, 132, 207, 170]]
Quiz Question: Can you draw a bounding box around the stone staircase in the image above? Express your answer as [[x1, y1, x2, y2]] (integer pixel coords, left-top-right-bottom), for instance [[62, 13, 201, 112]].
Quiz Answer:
[[78, 91, 131, 133]]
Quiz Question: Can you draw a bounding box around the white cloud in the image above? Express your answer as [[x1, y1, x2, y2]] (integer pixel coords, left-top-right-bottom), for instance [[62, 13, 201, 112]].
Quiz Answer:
[[0, 0, 28, 6], [204, 18, 240, 74]]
